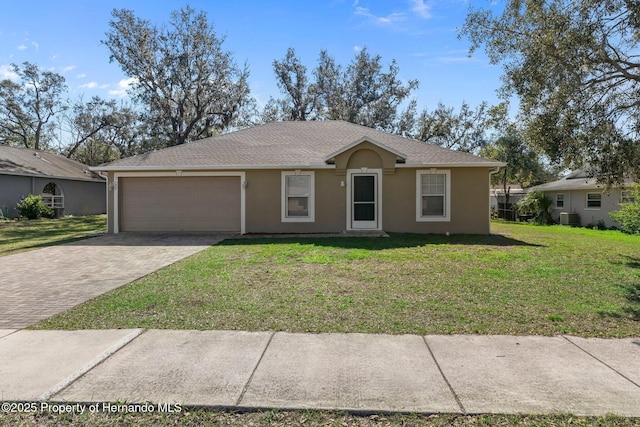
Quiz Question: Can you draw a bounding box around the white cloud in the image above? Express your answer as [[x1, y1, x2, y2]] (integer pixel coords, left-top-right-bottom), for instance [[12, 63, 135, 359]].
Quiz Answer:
[[0, 65, 19, 81], [61, 65, 77, 73], [436, 55, 476, 63], [78, 81, 109, 89], [77, 73, 87, 79], [79, 81, 98, 89], [409, 0, 431, 19], [354, 45, 362, 52], [108, 77, 137, 98], [31, 41, 39, 52], [17, 44, 27, 51], [354, 6, 406, 25]]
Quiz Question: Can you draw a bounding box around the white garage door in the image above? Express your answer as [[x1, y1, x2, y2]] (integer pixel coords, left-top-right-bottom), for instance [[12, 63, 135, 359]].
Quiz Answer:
[[119, 176, 241, 232]]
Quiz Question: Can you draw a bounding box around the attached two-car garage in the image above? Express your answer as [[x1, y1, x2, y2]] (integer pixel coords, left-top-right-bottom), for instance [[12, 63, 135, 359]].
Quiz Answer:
[[117, 176, 242, 232]]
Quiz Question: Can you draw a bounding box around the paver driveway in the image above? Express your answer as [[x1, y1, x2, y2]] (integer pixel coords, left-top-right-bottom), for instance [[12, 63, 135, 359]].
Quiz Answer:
[[0, 233, 224, 328]]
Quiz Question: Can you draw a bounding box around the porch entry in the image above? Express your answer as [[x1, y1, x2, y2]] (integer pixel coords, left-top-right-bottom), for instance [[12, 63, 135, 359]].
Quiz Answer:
[[348, 169, 382, 230]]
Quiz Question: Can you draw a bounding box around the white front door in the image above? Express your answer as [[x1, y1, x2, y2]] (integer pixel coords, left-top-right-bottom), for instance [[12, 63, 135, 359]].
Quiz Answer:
[[349, 171, 381, 230]]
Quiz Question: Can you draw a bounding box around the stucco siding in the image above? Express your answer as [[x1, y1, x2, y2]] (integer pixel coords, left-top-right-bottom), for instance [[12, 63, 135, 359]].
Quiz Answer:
[[0, 174, 105, 218], [546, 189, 625, 228], [0, 175, 33, 217], [383, 167, 490, 234], [245, 169, 345, 233], [243, 166, 491, 235]]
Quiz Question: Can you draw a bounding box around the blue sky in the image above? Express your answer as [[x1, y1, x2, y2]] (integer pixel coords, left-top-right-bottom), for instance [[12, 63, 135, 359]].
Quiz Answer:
[[0, 0, 504, 113]]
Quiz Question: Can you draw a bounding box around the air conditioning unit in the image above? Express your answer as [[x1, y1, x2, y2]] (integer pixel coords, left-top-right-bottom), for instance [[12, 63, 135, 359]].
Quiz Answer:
[[560, 212, 580, 226]]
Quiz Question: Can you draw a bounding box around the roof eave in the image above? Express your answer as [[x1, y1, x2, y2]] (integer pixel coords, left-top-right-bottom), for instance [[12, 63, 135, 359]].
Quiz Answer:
[[92, 161, 506, 172], [0, 171, 105, 182]]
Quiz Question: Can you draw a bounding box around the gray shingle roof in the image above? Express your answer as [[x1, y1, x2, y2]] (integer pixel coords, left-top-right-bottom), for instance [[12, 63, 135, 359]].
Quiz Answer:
[[93, 121, 504, 170], [0, 146, 104, 182], [530, 170, 635, 191]]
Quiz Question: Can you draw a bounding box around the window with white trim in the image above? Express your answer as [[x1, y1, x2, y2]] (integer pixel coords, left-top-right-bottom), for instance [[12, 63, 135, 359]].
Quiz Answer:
[[586, 192, 601, 209], [621, 190, 636, 204], [281, 171, 315, 222], [416, 170, 450, 222], [556, 194, 564, 208]]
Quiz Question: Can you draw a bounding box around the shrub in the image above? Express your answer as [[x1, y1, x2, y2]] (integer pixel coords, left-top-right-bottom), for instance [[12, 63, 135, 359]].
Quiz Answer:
[[17, 195, 54, 220], [515, 190, 554, 225], [610, 184, 640, 234]]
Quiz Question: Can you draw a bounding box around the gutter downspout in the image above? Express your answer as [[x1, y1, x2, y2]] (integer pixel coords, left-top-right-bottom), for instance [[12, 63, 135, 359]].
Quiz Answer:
[[489, 167, 501, 233]]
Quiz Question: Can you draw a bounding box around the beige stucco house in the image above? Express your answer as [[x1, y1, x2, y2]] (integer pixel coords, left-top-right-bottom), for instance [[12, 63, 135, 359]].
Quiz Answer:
[[530, 170, 636, 228], [92, 121, 504, 235]]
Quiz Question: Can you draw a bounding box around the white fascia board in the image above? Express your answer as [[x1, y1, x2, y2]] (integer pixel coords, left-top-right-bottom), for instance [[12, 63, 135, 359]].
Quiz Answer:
[[91, 164, 337, 172], [397, 161, 506, 168]]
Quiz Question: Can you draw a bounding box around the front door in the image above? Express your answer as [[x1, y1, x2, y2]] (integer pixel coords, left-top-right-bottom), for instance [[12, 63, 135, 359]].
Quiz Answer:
[[351, 173, 378, 229]]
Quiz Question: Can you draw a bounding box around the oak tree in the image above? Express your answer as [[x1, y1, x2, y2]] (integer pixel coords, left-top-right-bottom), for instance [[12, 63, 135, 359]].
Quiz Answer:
[[0, 62, 67, 150], [460, 0, 640, 185], [104, 6, 252, 147]]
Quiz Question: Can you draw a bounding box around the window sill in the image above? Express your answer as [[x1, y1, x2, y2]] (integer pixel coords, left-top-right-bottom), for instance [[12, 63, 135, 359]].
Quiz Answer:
[[416, 217, 451, 222]]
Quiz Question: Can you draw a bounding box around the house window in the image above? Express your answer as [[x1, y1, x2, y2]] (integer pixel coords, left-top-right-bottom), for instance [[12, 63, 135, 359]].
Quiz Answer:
[[556, 194, 564, 208], [621, 190, 636, 204], [41, 182, 64, 209], [586, 192, 601, 209], [281, 171, 315, 222], [416, 170, 451, 222]]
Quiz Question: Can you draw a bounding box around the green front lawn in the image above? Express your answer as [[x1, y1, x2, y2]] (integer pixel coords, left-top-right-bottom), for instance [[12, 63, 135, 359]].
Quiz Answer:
[[33, 222, 640, 337], [0, 215, 106, 257]]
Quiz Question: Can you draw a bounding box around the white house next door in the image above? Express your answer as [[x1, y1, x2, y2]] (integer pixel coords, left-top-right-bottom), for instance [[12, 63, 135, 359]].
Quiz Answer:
[[349, 170, 381, 230]]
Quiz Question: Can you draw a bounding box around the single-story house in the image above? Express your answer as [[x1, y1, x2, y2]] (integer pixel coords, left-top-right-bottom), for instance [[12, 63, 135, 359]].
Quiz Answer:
[[92, 121, 505, 235], [0, 145, 106, 218], [529, 170, 636, 228]]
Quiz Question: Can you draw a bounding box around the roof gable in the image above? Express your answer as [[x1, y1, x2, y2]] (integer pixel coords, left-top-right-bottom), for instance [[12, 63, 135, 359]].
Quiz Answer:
[[323, 136, 407, 163]]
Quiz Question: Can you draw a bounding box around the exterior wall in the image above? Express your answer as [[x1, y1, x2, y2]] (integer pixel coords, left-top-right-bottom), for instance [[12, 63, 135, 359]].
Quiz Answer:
[[0, 175, 33, 217], [546, 189, 626, 228], [384, 167, 490, 234], [245, 169, 345, 233], [243, 166, 491, 235], [0, 174, 105, 218]]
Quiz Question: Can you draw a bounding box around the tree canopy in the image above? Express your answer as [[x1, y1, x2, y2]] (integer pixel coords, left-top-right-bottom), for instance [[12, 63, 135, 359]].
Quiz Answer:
[[265, 47, 419, 132], [0, 62, 68, 150], [460, 0, 640, 185], [103, 6, 252, 147]]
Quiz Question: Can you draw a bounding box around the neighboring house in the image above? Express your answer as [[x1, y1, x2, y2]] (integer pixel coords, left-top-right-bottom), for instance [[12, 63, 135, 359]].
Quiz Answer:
[[490, 184, 527, 221], [92, 121, 504, 235], [0, 146, 106, 218], [529, 170, 636, 228]]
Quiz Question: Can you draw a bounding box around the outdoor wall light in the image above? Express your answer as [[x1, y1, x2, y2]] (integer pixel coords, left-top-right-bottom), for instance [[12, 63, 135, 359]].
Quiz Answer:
[[242, 180, 248, 189]]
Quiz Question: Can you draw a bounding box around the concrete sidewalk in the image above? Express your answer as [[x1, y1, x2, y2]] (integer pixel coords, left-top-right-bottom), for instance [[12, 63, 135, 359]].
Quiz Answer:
[[1, 329, 639, 416]]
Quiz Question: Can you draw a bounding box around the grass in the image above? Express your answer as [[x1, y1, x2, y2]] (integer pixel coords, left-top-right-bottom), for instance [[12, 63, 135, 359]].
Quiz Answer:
[[33, 221, 640, 337], [1, 409, 638, 427], [0, 215, 106, 257]]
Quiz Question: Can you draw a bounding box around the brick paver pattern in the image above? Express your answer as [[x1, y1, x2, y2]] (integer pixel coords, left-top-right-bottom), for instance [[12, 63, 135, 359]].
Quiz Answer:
[[0, 234, 224, 328]]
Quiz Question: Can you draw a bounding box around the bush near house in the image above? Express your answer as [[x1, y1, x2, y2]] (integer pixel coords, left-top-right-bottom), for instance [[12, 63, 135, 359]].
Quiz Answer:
[[16, 195, 54, 220], [514, 190, 553, 225], [610, 184, 640, 234]]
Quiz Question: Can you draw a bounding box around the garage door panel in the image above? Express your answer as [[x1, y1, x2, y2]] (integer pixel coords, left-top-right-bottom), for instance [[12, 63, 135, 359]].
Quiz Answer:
[[119, 176, 240, 232]]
